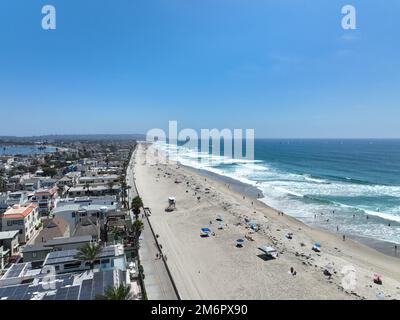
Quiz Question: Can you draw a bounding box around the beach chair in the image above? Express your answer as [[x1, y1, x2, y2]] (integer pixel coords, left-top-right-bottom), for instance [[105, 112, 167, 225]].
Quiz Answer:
[[200, 228, 211, 237], [312, 243, 321, 252]]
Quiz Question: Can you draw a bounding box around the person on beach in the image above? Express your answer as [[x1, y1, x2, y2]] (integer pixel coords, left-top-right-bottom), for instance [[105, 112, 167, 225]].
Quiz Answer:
[[343, 234, 346, 241], [337, 226, 339, 232]]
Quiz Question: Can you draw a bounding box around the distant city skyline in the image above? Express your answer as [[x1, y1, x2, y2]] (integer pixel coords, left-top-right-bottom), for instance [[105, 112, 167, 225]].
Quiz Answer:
[[1, 0, 399, 138]]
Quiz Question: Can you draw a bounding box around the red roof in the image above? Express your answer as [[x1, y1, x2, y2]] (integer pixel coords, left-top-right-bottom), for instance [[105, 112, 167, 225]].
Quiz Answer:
[[1, 203, 38, 219]]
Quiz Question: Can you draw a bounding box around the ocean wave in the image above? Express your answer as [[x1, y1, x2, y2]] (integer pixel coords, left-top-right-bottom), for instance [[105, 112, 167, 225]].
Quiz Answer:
[[153, 141, 400, 231]]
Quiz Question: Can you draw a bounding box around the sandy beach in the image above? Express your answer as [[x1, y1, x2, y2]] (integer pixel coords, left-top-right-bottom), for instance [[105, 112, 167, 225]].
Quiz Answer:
[[133, 143, 400, 300]]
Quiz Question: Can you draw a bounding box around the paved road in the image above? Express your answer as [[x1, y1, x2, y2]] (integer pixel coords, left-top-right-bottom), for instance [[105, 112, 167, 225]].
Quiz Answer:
[[126, 146, 178, 300]]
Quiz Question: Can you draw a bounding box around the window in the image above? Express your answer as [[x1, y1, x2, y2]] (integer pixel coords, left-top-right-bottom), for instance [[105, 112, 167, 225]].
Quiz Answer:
[[72, 212, 76, 218], [32, 252, 37, 258], [64, 262, 81, 269]]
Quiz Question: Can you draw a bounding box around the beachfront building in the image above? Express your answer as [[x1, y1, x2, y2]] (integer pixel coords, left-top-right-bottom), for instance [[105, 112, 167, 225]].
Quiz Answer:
[[0, 231, 19, 256], [0, 262, 131, 300], [0, 231, 19, 270], [5, 191, 28, 208], [78, 174, 120, 186], [22, 235, 93, 265], [0, 193, 8, 214], [56, 176, 73, 189], [66, 184, 121, 198], [55, 195, 119, 208], [42, 244, 126, 274], [33, 216, 70, 244], [29, 187, 58, 215], [52, 202, 120, 241], [0, 203, 40, 243]]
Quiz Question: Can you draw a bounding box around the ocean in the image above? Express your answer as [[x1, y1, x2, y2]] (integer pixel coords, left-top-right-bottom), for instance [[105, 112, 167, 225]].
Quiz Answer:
[[155, 139, 400, 245], [0, 145, 57, 155]]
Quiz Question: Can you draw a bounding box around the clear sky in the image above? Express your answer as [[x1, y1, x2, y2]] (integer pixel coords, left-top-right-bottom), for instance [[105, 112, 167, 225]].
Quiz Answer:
[[0, 0, 399, 138]]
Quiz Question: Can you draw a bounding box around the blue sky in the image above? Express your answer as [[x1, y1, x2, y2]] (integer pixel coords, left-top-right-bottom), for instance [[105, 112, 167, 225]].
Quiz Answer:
[[0, 0, 399, 138]]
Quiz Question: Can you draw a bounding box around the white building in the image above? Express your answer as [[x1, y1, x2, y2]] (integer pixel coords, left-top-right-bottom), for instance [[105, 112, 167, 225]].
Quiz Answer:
[[0, 203, 40, 243]]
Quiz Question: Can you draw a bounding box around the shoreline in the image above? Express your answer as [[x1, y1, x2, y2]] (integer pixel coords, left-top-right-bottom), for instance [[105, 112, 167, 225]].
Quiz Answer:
[[182, 164, 400, 259], [134, 143, 400, 300]]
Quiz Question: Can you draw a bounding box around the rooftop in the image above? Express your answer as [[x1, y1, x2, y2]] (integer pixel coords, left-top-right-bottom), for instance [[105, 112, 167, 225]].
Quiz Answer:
[[0, 230, 19, 241], [43, 245, 119, 266], [1, 203, 38, 219], [45, 235, 92, 246], [0, 268, 125, 300]]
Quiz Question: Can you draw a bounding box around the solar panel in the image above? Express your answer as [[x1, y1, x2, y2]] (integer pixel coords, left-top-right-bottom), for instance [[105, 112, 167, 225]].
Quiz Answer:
[[22, 292, 34, 300], [42, 293, 56, 300], [54, 287, 69, 300], [3, 286, 17, 297], [14, 284, 29, 295], [79, 279, 93, 300], [103, 270, 114, 290], [5, 264, 25, 278], [67, 286, 80, 300]]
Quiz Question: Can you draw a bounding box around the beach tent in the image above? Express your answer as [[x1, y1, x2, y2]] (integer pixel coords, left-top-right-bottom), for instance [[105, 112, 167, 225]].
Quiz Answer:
[[236, 239, 245, 247], [312, 243, 321, 252], [258, 246, 278, 258]]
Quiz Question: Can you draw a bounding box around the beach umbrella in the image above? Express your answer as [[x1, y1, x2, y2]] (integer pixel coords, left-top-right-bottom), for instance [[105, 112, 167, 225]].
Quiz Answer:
[[236, 239, 245, 247], [201, 228, 211, 233]]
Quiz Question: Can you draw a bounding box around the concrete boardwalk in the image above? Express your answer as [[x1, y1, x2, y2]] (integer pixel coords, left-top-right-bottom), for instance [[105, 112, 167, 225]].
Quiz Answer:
[[126, 147, 178, 300]]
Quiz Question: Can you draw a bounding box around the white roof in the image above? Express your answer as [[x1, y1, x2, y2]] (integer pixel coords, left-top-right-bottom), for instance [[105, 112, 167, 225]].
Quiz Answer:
[[0, 230, 19, 240], [258, 246, 277, 253]]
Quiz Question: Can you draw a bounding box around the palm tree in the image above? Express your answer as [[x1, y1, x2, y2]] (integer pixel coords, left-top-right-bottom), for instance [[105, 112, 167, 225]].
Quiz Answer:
[[131, 219, 144, 245], [96, 284, 133, 300], [131, 196, 143, 219], [75, 243, 102, 270]]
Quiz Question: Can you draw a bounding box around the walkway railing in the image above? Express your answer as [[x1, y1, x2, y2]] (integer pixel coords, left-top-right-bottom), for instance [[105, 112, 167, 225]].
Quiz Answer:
[[128, 145, 181, 300]]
